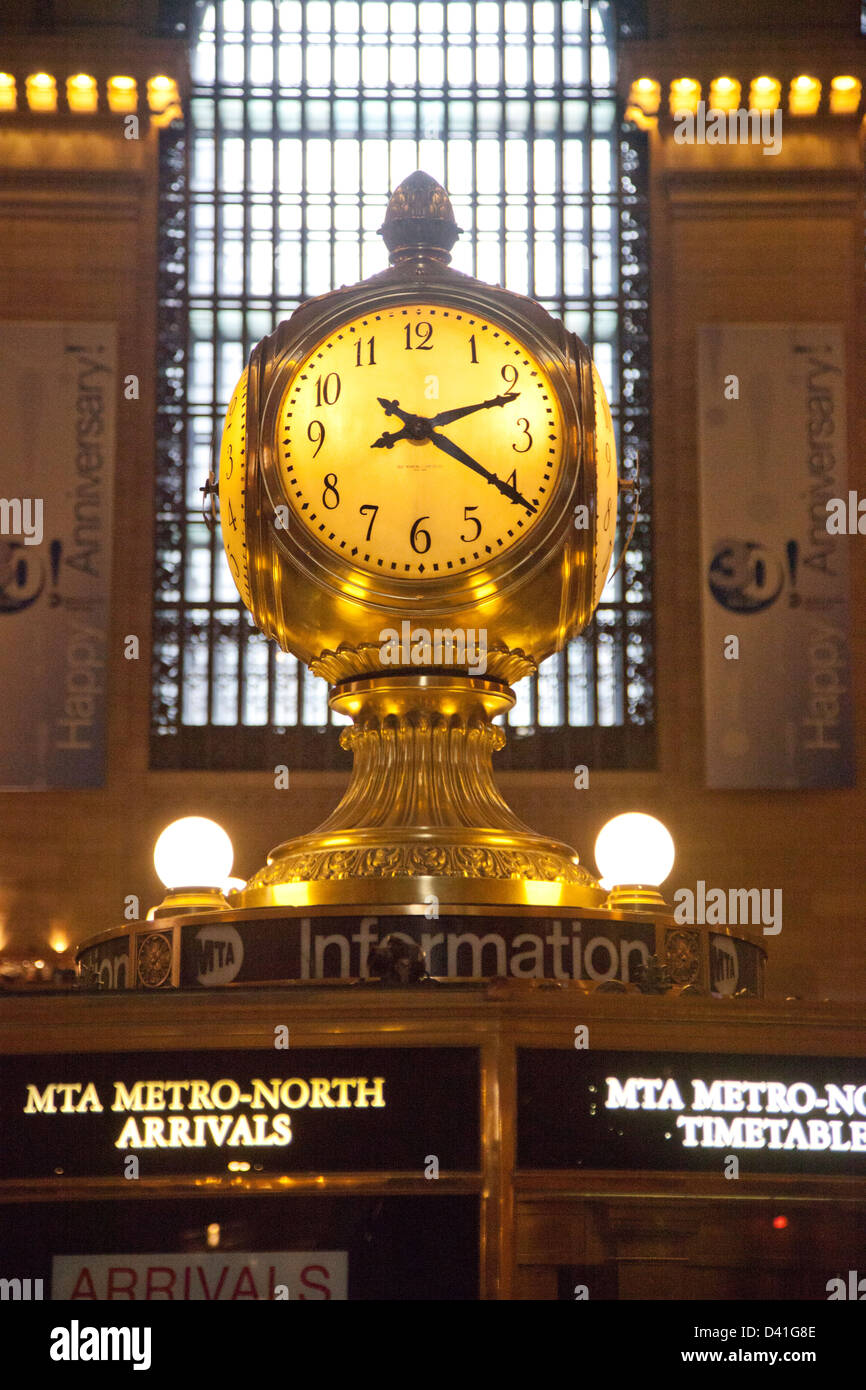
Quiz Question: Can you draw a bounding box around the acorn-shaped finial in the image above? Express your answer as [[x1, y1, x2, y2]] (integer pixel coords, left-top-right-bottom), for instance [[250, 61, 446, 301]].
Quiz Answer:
[[379, 171, 462, 262]]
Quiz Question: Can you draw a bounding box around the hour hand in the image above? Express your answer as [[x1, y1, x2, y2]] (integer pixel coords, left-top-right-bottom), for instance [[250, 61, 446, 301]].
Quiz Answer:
[[429, 392, 519, 428], [371, 426, 409, 450]]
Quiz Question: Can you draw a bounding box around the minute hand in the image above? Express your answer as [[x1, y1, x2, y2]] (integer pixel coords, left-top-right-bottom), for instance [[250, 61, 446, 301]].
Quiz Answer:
[[429, 391, 519, 428], [427, 430, 536, 512]]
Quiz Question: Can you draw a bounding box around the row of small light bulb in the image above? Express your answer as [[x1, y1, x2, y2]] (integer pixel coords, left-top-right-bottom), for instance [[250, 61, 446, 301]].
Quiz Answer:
[[153, 811, 676, 904], [627, 74, 862, 123], [0, 71, 180, 116]]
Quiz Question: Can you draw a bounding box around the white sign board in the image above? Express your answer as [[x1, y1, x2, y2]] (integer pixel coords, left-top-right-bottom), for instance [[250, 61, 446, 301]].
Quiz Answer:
[[697, 324, 854, 788], [0, 322, 116, 787], [52, 1251, 348, 1300]]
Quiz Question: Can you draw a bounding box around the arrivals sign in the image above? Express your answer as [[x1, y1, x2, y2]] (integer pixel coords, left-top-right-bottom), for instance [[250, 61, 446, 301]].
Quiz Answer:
[[52, 1252, 348, 1301], [697, 324, 854, 788], [0, 1047, 479, 1179], [517, 1050, 866, 1173], [0, 322, 116, 788]]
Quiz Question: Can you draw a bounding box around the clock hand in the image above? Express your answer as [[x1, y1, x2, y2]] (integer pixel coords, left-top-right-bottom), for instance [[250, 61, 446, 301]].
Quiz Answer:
[[429, 391, 519, 428], [371, 426, 411, 449], [372, 398, 436, 449], [376, 397, 417, 426], [427, 429, 537, 512]]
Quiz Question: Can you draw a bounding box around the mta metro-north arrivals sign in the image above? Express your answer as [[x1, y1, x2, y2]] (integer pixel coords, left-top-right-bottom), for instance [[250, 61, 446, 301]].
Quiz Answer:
[[0, 1047, 479, 1179]]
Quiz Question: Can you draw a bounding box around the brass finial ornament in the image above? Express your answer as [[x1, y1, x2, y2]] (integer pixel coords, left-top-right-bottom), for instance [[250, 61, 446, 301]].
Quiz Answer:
[[216, 172, 620, 911], [378, 170, 462, 261]]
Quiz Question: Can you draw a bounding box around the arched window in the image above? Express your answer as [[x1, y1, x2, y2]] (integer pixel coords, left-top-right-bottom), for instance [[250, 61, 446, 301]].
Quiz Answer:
[[153, 0, 652, 770]]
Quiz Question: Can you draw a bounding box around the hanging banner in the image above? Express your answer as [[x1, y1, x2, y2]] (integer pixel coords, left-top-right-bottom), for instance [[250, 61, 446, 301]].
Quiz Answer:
[[697, 324, 854, 788], [0, 322, 116, 788]]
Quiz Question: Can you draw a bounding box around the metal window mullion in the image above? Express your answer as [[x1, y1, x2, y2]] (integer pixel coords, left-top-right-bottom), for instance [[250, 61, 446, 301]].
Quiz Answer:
[[443, 5, 451, 215], [176, 113, 193, 732], [206, 0, 225, 728], [470, 3, 478, 279], [267, 0, 285, 731], [329, 0, 336, 296], [234, 0, 254, 730], [300, 0, 309, 301], [498, 3, 506, 288], [527, 9, 536, 302], [413, 3, 419, 164], [386, 5, 393, 192], [554, 2, 565, 321], [582, 1, 602, 732]]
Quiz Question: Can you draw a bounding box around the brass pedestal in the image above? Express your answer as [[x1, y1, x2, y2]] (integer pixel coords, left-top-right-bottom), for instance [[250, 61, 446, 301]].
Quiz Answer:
[[240, 673, 604, 911]]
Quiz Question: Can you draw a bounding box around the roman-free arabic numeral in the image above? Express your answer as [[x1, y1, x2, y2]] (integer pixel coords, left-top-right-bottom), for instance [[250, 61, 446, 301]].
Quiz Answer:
[[315, 372, 341, 407], [322, 473, 340, 509], [410, 515, 431, 553], [512, 418, 532, 453], [501, 364, 519, 391], [359, 503, 378, 540], [468, 334, 478, 364], [404, 321, 433, 350], [460, 505, 481, 542], [354, 336, 376, 366], [227, 498, 238, 532], [307, 420, 325, 457], [224, 441, 233, 479]]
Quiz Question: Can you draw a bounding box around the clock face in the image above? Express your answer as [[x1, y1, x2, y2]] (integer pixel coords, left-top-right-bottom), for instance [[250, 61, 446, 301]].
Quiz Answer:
[[219, 367, 251, 608], [276, 304, 565, 579], [591, 362, 618, 606]]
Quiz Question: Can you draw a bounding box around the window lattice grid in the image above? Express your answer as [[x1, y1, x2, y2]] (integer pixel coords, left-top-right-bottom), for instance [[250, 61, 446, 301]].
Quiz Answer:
[[152, 0, 653, 770]]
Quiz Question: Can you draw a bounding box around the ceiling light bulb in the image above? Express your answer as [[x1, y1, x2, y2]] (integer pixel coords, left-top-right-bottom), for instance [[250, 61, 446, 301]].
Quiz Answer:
[[153, 816, 233, 890]]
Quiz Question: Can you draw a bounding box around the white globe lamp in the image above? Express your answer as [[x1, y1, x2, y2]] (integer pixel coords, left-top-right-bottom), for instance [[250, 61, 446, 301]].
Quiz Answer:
[[594, 812, 675, 913], [151, 816, 234, 916]]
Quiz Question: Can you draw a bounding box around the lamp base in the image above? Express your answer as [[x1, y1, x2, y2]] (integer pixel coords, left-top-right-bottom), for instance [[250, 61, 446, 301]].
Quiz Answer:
[[603, 884, 670, 914], [151, 886, 231, 918]]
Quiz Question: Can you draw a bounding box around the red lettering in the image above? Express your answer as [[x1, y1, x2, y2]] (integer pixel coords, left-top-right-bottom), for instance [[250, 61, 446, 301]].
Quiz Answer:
[[106, 1267, 137, 1299], [146, 1266, 176, 1299], [230, 1265, 259, 1299], [197, 1265, 229, 1300], [299, 1264, 331, 1300], [69, 1266, 98, 1299]]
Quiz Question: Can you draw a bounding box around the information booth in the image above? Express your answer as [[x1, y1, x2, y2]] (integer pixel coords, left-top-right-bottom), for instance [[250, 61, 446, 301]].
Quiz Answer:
[[2, 982, 864, 1301]]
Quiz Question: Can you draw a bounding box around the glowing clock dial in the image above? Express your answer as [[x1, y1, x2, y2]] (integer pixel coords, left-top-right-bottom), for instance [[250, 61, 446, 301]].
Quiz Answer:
[[277, 304, 565, 578], [590, 362, 618, 606], [218, 367, 251, 608]]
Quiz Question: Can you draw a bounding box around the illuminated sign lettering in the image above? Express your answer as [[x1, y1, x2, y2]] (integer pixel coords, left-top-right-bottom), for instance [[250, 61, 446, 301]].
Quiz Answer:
[[517, 1050, 866, 1173], [604, 1077, 866, 1152], [0, 1048, 479, 1179], [23, 1076, 385, 1150]]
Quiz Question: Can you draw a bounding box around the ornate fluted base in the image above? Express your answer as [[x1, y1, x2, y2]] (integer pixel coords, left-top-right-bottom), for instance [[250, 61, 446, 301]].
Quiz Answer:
[[240, 673, 604, 910]]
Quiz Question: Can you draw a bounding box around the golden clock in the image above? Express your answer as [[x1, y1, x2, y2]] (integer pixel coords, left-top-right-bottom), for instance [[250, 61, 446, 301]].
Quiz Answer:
[[218, 172, 618, 910]]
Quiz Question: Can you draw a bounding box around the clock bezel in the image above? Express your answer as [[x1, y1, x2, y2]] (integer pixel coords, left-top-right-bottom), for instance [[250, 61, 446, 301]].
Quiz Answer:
[[254, 279, 590, 618]]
